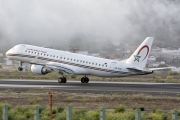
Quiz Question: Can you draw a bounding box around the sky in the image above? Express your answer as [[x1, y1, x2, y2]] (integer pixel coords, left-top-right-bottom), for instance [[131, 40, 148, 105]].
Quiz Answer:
[[0, 0, 180, 52]]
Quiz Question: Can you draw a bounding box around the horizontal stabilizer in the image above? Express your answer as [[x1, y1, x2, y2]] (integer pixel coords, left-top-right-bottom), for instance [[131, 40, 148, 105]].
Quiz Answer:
[[127, 67, 152, 73], [127, 67, 143, 72], [147, 67, 173, 71]]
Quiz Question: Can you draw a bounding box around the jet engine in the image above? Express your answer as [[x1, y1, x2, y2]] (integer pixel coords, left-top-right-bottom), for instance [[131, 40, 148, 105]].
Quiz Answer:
[[31, 64, 51, 75]]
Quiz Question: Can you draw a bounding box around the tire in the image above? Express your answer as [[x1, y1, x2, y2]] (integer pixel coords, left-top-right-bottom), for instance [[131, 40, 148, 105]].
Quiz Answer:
[[81, 77, 85, 83], [85, 77, 89, 83], [18, 67, 23, 71], [58, 77, 67, 83], [58, 78, 62, 83], [81, 77, 89, 83], [62, 77, 67, 83]]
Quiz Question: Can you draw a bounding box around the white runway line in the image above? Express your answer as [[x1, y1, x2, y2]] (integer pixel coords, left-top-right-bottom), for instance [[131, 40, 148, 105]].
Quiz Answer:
[[0, 84, 76, 88]]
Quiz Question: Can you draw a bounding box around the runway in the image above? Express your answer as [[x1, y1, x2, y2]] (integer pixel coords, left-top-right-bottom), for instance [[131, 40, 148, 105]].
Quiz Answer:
[[0, 79, 180, 96]]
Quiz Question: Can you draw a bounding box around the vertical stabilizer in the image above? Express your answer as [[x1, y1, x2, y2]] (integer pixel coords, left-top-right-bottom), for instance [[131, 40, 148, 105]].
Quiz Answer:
[[126, 37, 154, 68]]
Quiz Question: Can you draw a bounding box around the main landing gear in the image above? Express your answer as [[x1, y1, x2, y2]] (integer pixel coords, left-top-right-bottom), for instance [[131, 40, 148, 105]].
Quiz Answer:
[[58, 77, 67, 83], [57, 76, 89, 84], [81, 76, 89, 83]]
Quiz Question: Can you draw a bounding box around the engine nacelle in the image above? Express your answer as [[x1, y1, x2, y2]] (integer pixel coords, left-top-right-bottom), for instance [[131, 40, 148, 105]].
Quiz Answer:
[[31, 64, 51, 75]]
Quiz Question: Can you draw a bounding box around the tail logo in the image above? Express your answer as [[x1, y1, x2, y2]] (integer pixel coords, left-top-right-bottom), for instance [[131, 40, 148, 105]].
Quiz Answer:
[[134, 55, 141, 62], [134, 45, 149, 62]]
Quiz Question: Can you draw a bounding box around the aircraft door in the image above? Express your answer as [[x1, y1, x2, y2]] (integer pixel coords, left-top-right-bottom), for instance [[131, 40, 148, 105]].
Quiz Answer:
[[109, 62, 116, 70], [18, 45, 26, 54], [31, 48, 40, 63], [35, 51, 40, 61]]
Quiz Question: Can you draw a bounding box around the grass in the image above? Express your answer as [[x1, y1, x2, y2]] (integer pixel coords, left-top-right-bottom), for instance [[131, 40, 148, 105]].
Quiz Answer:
[[1, 91, 180, 112], [114, 104, 126, 113], [28, 97, 43, 104], [0, 103, 179, 120]]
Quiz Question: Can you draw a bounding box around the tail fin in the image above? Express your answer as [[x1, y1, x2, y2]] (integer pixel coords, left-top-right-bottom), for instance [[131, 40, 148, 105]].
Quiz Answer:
[[126, 37, 154, 68]]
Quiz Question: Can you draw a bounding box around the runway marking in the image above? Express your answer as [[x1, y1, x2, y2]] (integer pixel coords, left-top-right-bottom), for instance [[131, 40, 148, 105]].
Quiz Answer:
[[0, 84, 179, 94], [0, 79, 179, 85], [0, 84, 76, 88]]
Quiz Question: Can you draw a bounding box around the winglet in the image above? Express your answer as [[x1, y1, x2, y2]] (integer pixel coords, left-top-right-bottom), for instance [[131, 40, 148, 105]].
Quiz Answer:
[[126, 37, 154, 68]]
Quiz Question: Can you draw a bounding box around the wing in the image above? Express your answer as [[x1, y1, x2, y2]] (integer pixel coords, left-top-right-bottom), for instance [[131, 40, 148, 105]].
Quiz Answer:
[[31, 61, 90, 75], [46, 62, 75, 74], [32, 62, 75, 74]]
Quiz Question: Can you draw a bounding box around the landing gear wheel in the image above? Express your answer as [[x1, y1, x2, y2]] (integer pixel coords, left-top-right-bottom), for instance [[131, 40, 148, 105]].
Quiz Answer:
[[62, 77, 67, 83], [81, 77, 85, 83], [81, 77, 89, 83], [58, 78, 62, 83], [85, 77, 89, 83], [58, 77, 67, 83], [18, 67, 23, 71]]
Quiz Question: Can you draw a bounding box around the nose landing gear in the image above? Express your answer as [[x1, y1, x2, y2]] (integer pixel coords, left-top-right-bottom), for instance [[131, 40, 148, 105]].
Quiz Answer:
[[18, 67, 23, 71], [18, 61, 23, 71]]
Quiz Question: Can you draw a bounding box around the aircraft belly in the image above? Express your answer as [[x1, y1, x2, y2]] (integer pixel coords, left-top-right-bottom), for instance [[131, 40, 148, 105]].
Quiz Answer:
[[88, 69, 120, 77], [72, 66, 90, 75], [88, 68, 137, 77]]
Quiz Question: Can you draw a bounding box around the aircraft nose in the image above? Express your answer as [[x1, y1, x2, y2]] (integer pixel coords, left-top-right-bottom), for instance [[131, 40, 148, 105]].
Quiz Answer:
[[6, 50, 10, 57]]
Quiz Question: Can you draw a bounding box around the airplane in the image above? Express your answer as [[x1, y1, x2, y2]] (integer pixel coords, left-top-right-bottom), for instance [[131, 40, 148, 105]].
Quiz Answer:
[[6, 37, 170, 83]]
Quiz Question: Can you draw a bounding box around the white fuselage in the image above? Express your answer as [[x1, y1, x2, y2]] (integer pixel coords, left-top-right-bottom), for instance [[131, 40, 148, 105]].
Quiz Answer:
[[6, 44, 151, 77]]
